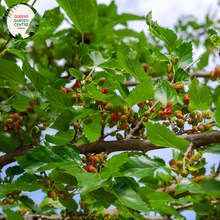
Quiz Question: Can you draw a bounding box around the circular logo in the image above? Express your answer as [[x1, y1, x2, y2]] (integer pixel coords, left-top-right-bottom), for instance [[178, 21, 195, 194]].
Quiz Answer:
[[3, 3, 39, 39]]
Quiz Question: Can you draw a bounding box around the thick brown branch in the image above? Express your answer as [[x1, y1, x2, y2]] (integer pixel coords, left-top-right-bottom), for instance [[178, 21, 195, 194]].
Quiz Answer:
[[1, 131, 220, 170]]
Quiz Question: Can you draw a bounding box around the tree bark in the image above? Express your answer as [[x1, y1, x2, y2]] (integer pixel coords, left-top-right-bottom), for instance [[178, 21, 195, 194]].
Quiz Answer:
[[1, 131, 220, 170]]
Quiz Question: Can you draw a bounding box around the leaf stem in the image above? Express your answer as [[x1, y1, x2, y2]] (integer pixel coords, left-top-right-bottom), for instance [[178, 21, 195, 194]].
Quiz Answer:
[[24, 85, 34, 99], [87, 66, 96, 78], [0, 93, 15, 111], [82, 33, 84, 44], [32, 0, 37, 6]]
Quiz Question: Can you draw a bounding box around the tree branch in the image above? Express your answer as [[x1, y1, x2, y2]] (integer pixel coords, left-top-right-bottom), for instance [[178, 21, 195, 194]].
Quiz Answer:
[[183, 142, 193, 170], [0, 214, 180, 220], [157, 162, 220, 199], [173, 200, 218, 211], [123, 70, 210, 87], [1, 131, 220, 170]]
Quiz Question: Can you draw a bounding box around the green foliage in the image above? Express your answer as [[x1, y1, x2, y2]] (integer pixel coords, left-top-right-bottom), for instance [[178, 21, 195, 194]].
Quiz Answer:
[[0, 1, 219, 219]]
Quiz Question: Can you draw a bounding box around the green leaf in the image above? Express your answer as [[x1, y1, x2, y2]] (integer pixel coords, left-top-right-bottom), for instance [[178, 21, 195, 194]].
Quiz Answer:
[[6, 208, 25, 220], [125, 79, 155, 107], [151, 203, 180, 218], [83, 114, 102, 142], [119, 155, 164, 178], [70, 43, 89, 58], [0, 121, 20, 153], [0, 58, 26, 85], [146, 11, 177, 50], [69, 68, 84, 80], [7, 93, 30, 112], [19, 195, 42, 212], [23, 59, 47, 90], [84, 83, 112, 102], [56, 0, 98, 34], [15, 145, 80, 173], [51, 105, 97, 131], [116, 177, 139, 192], [90, 51, 111, 66], [193, 201, 214, 215], [45, 130, 75, 145], [188, 77, 212, 111], [174, 42, 193, 69], [40, 197, 65, 210], [147, 49, 169, 62], [154, 78, 178, 105], [45, 87, 73, 113], [175, 178, 205, 195], [33, 7, 64, 38], [90, 187, 117, 208], [59, 198, 78, 211], [174, 68, 191, 85], [207, 29, 220, 46], [139, 187, 175, 202], [197, 50, 211, 70], [75, 167, 116, 194], [4, 0, 29, 7], [0, 174, 41, 198], [117, 41, 150, 82], [115, 82, 130, 99], [144, 123, 189, 152], [49, 170, 77, 186], [215, 96, 220, 127], [103, 153, 128, 168], [112, 183, 150, 214], [6, 166, 23, 176], [204, 144, 220, 154], [25, 13, 40, 36], [33, 106, 48, 118]]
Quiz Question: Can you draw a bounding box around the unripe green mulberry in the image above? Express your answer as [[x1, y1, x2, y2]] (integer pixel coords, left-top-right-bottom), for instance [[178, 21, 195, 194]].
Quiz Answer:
[[120, 115, 127, 122], [190, 111, 197, 118], [100, 119, 105, 126], [98, 77, 105, 86], [167, 63, 173, 73], [116, 133, 123, 140], [142, 134, 148, 139], [172, 56, 179, 65], [180, 170, 188, 177], [84, 118, 93, 125], [202, 111, 212, 119], [144, 111, 150, 117], [121, 106, 129, 116], [85, 76, 92, 84], [71, 94, 78, 104], [0, 40, 6, 50], [177, 161, 183, 169], [177, 119, 185, 127], [77, 93, 83, 103], [204, 124, 211, 131], [188, 118, 194, 124], [193, 153, 202, 162], [102, 112, 108, 121]]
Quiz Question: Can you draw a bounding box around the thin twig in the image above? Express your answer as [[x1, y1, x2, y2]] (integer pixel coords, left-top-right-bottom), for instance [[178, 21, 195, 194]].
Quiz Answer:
[[103, 129, 121, 139], [183, 142, 193, 170], [174, 200, 218, 211], [126, 101, 159, 139], [184, 55, 202, 71], [168, 118, 175, 133]]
